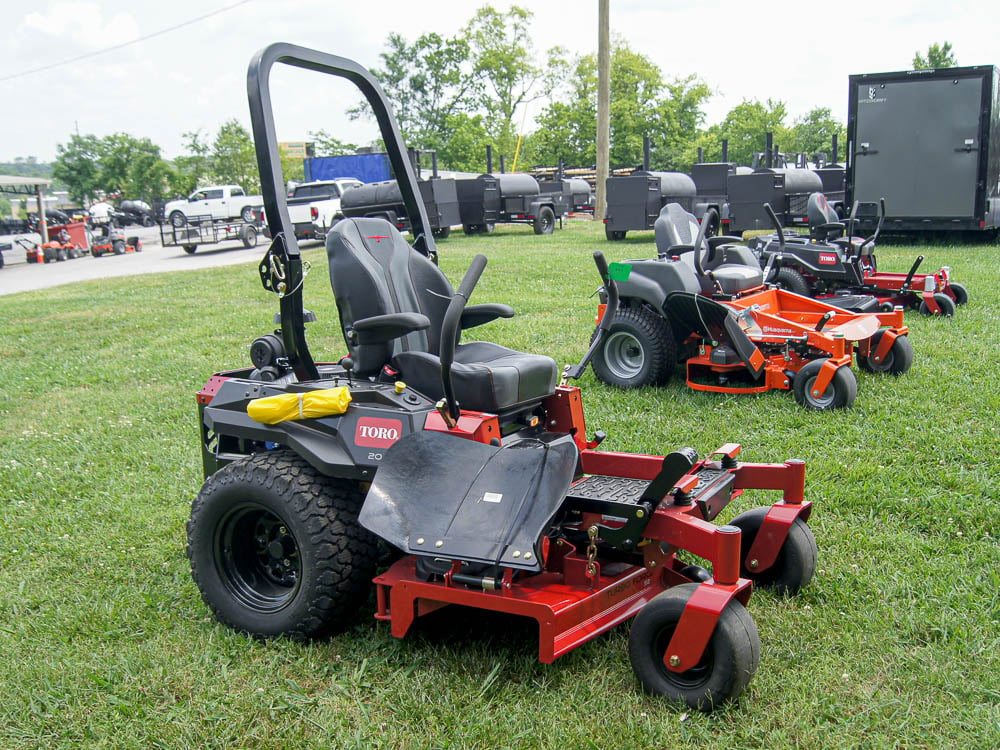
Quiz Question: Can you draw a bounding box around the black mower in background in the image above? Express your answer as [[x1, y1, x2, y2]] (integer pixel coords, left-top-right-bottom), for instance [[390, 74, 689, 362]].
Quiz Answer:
[[747, 195, 969, 316], [187, 43, 820, 711]]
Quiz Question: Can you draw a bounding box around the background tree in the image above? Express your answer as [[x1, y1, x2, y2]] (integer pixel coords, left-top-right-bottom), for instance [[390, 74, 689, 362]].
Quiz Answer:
[[348, 30, 475, 167], [53, 134, 103, 203], [464, 5, 548, 161], [695, 99, 790, 168], [209, 119, 259, 193], [783, 108, 846, 163], [532, 41, 710, 171], [913, 42, 958, 70], [171, 129, 211, 196], [309, 130, 359, 157]]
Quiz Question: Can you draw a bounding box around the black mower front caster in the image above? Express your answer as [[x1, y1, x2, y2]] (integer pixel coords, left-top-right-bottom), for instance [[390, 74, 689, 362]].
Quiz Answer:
[[729, 506, 817, 596], [629, 583, 761, 711]]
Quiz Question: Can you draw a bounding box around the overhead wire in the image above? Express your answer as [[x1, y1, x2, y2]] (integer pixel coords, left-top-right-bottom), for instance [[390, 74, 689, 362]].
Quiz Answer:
[[0, 0, 254, 83]]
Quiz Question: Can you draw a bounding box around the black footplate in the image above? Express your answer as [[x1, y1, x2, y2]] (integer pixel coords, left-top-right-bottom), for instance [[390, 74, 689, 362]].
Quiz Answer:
[[568, 474, 649, 504]]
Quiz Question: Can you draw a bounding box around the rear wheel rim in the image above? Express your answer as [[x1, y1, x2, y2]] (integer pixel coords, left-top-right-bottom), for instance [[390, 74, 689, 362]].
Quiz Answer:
[[605, 331, 645, 379], [215, 503, 301, 613]]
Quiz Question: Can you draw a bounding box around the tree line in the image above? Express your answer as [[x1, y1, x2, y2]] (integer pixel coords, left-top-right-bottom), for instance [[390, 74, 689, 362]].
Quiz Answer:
[[16, 3, 958, 208]]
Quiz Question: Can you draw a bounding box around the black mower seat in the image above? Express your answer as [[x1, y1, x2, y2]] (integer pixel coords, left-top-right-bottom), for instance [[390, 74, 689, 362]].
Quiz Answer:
[[326, 218, 558, 413], [655, 203, 763, 296]]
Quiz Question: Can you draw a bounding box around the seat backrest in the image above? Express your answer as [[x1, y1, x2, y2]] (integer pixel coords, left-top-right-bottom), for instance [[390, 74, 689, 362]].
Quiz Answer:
[[807, 192, 843, 240], [654, 202, 700, 253], [327, 217, 452, 375]]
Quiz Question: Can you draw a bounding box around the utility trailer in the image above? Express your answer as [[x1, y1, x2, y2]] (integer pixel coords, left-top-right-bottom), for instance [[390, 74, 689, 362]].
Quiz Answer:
[[846, 65, 1000, 233], [159, 215, 262, 254]]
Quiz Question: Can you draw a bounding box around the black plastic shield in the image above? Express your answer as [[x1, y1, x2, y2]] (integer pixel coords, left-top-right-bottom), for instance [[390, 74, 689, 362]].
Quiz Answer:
[[360, 431, 579, 572]]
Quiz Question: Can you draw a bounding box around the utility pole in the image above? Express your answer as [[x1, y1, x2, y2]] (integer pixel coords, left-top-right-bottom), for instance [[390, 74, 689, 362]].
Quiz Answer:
[[595, 0, 610, 225]]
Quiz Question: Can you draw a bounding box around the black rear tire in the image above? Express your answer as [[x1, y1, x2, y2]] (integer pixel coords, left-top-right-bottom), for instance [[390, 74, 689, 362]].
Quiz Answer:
[[629, 583, 760, 710], [112, 240, 125, 255], [857, 330, 913, 375], [605, 228, 626, 241], [729, 507, 817, 595], [591, 306, 676, 388], [187, 451, 378, 639], [774, 267, 812, 296]]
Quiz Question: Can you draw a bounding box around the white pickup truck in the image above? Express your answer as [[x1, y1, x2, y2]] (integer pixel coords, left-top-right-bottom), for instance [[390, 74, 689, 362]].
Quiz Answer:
[[164, 185, 263, 227], [285, 179, 362, 240]]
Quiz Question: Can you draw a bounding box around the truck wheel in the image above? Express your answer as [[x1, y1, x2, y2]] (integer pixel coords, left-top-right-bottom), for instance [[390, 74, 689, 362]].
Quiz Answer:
[[432, 226, 452, 239], [591, 306, 676, 388], [533, 206, 555, 235], [729, 507, 817, 595], [187, 450, 378, 640], [170, 211, 187, 228], [857, 330, 913, 375], [774, 267, 811, 296], [629, 583, 761, 710], [241, 206, 254, 223], [241, 224, 259, 248], [792, 359, 857, 409]]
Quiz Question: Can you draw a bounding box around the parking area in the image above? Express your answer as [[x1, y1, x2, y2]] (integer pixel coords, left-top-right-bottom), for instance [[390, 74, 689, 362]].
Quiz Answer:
[[0, 223, 314, 296]]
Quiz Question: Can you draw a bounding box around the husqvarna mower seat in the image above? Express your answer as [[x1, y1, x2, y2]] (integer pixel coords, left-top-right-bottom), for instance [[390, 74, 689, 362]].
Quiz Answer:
[[654, 203, 763, 296], [326, 217, 558, 413]]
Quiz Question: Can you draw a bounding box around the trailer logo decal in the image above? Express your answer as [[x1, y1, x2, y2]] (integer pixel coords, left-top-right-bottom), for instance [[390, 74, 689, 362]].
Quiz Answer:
[[818, 253, 839, 265], [869, 87, 876, 99], [355, 417, 404, 448]]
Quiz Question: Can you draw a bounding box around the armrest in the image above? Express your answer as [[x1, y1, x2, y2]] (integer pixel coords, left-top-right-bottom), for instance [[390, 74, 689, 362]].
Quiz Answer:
[[659, 243, 696, 258], [707, 235, 743, 250], [350, 312, 430, 345], [460, 303, 515, 329]]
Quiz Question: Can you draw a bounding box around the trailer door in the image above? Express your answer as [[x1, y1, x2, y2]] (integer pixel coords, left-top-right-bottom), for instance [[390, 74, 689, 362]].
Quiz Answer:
[[853, 76, 983, 218]]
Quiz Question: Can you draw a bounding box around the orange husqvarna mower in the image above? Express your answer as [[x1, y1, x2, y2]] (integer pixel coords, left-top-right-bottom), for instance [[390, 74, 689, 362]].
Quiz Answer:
[[187, 43, 819, 711], [590, 203, 912, 409]]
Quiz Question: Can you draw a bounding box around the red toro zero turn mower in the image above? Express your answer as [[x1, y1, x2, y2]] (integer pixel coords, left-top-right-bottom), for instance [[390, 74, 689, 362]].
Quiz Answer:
[[91, 221, 141, 257], [591, 203, 912, 409], [187, 44, 818, 711], [748, 195, 968, 317]]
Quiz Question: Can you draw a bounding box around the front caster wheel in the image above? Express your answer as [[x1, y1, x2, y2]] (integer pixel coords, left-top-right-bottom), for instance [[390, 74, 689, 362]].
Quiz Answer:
[[629, 583, 761, 711], [187, 450, 377, 640], [857, 330, 914, 375], [729, 507, 817, 595], [919, 293, 956, 317], [792, 359, 857, 410]]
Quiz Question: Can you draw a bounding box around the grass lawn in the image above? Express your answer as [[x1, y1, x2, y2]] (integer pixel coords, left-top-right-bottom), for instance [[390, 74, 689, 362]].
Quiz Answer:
[[1, 219, 998, 748]]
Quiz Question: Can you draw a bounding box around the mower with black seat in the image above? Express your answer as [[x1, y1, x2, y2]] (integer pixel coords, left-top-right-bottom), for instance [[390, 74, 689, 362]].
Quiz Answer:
[[186, 43, 819, 711], [589, 202, 913, 409], [747, 195, 968, 317]]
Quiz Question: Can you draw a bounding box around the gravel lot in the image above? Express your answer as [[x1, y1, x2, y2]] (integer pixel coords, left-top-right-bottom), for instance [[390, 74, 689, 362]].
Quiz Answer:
[[0, 222, 317, 297]]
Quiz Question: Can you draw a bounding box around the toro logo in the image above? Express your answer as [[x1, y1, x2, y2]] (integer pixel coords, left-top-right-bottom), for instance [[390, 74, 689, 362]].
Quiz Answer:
[[354, 417, 404, 448], [818, 253, 838, 265]]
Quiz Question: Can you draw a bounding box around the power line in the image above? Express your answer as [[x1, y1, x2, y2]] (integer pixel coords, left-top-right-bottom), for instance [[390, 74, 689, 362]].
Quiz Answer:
[[0, 0, 254, 83]]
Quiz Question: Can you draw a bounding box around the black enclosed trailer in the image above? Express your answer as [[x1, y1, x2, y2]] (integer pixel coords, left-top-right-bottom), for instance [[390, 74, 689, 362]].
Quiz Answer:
[[846, 65, 1000, 233]]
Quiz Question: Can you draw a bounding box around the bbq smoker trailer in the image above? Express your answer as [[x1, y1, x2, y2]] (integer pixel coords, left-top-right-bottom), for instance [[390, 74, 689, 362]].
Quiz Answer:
[[846, 65, 1000, 233]]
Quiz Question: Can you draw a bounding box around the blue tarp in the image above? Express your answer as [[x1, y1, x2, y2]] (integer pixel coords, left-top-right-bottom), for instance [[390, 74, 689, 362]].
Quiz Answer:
[[304, 154, 392, 184]]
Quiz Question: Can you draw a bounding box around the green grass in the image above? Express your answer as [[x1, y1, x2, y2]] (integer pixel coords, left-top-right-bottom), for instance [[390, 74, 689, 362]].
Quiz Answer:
[[1, 220, 998, 748]]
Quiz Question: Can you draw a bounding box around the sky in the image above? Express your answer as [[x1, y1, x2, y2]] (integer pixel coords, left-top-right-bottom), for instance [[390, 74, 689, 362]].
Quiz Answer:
[[1, 0, 998, 165]]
